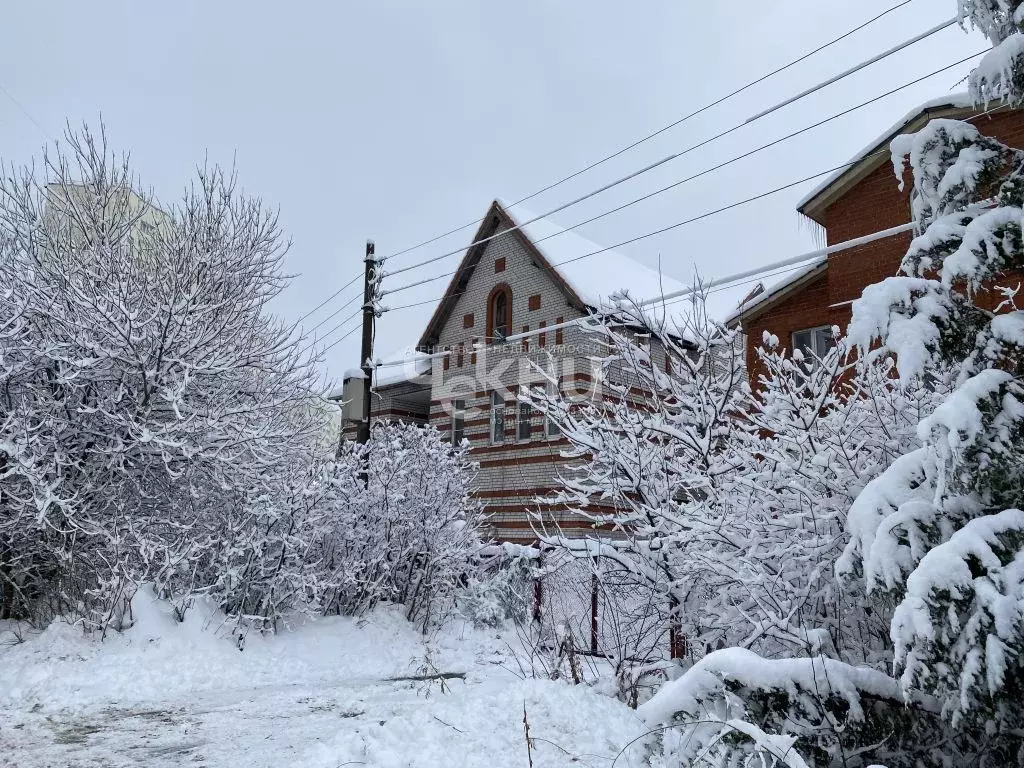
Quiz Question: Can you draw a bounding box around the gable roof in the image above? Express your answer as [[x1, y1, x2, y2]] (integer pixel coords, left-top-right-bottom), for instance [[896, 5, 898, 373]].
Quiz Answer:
[[417, 199, 689, 348], [797, 93, 988, 226]]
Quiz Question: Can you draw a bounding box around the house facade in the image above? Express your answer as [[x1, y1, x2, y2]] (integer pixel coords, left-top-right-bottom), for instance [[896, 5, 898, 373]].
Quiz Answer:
[[729, 96, 1024, 376], [341, 199, 686, 543]]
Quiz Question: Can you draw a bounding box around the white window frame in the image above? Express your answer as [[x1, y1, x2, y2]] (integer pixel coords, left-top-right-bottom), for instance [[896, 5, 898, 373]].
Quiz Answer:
[[791, 325, 834, 364], [490, 391, 505, 444], [451, 399, 466, 445]]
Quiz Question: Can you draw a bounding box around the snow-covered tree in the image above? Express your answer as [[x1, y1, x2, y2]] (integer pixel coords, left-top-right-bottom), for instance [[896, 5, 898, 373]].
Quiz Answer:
[[0, 125, 333, 630], [527, 296, 749, 666], [322, 422, 483, 629], [837, 55, 1024, 746], [640, 9, 1024, 763]]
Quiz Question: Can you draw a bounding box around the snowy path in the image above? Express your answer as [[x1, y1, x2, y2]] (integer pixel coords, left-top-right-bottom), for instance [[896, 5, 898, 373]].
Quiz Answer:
[[0, 601, 649, 767]]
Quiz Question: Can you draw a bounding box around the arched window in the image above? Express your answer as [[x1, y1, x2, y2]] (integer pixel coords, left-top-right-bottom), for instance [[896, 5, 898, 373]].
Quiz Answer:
[[486, 284, 513, 343]]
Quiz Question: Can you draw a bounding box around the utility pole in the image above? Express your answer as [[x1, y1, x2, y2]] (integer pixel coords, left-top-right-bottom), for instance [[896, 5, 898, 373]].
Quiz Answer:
[[357, 240, 378, 445]]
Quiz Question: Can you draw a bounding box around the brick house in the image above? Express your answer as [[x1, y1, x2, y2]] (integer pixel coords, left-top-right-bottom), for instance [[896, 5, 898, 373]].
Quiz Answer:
[[340, 199, 689, 543], [728, 95, 1024, 375]]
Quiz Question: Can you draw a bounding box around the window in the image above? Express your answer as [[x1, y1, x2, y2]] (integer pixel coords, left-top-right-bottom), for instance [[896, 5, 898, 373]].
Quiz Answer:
[[490, 391, 505, 444], [791, 326, 834, 365], [487, 284, 512, 343], [518, 398, 533, 441], [545, 380, 561, 438], [451, 399, 466, 445], [555, 316, 564, 346]]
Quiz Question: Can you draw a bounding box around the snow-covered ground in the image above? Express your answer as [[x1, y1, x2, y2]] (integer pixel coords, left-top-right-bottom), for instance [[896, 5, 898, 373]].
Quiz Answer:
[[0, 591, 649, 767]]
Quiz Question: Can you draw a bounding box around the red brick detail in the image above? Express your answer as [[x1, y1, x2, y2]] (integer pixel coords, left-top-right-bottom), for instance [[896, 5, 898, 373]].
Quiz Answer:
[[528, 294, 541, 311], [494, 257, 506, 273], [463, 313, 474, 329]]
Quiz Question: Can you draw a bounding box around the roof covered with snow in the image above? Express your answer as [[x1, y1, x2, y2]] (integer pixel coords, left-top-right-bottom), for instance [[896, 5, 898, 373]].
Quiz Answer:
[[500, 201, 690, 307], [373, 348, 433, 388], [417, 199, 749, 349], [797, 93, 983, 225], [725, 257, 828, 327]]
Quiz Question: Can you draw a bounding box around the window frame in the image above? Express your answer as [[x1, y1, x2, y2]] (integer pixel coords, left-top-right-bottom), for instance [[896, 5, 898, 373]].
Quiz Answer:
[[517, 395, 533, 442], [791, 325, 834, 365], [451, 399, 466, 445], [486, 284, 513, 344], [490, 391, 506, 444], [545, 379, 562, 439]]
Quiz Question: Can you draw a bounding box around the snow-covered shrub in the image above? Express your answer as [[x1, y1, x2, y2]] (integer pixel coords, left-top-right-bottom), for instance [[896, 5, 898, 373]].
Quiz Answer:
[[321, 422, 483, 630], [460, 554, 535, 628], [528, 293, 949, 761], [0, 126, 332, 631]]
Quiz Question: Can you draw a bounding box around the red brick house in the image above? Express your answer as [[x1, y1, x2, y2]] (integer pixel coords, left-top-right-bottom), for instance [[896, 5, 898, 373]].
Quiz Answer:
[[729, 95, 1024, 375]]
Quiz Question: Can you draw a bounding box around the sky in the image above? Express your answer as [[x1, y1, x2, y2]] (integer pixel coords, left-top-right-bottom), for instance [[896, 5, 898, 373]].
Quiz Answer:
[[0, 1, 986, 384]]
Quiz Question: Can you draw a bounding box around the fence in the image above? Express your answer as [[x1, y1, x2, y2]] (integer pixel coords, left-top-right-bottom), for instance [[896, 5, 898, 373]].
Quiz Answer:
[[529, 549, 697, 665]]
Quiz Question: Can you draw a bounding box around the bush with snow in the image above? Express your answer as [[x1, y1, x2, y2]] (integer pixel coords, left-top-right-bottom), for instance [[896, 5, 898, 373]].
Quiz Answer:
[[0, 128, 482, 637], [322, 422, 483, 630]]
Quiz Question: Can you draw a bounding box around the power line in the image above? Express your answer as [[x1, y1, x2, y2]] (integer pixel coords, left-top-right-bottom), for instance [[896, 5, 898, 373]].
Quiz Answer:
[[378, 0, 917, 266], [382, 50, 984, 299], [0, 82, 53, 140], [307, 7, 953, 327], [746, 14, 957, 124], [314, 316, 364, 357], [297, 272, 362, 324], [378, 153, 891, 318], [305, 290, 363, 335]]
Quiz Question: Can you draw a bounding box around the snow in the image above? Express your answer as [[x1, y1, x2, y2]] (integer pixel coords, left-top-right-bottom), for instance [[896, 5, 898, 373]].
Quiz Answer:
[[970, 32, 1024, 104], [797, 92, 978, 214], [725, 256, 827, 323], [0, 590, 649, 767], [917, 368, 1015, 452], [891, 508, 1024, 725], [836, 448, 935, 593], [372, 346, 433, 387], [847, 275, 949, 384], [942, 206, 1024, 288], [638, 647, 908, 726], [500, 201, 689, 309], [499, 201, 755, 325], [990, 310, 1024, 347]]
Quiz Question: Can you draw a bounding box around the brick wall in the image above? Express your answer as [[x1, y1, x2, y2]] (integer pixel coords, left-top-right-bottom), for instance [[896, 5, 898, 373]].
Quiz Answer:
[[426, 220, 609, 543], [746, 108, 1024, 376]]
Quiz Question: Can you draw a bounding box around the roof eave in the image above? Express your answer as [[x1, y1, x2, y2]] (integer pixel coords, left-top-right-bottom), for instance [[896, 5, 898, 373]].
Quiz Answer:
[[797, 102, 993, 226], [727, 260, 830, 329]]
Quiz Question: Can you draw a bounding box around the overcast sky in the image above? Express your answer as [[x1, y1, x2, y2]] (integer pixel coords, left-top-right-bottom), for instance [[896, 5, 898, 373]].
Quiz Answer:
[[1, 1, 985, 383]]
